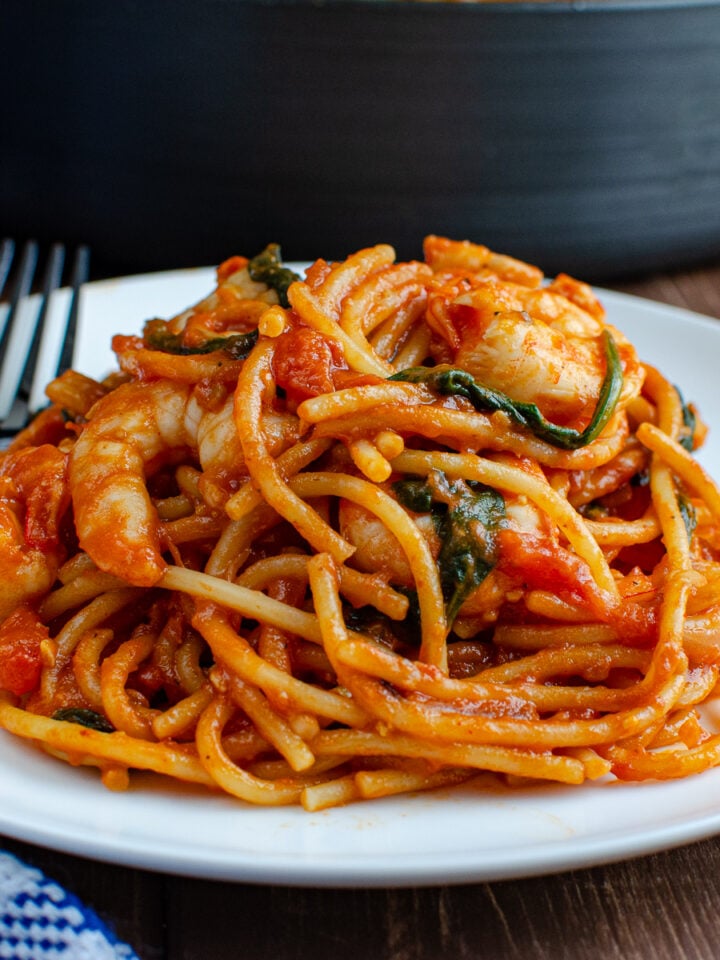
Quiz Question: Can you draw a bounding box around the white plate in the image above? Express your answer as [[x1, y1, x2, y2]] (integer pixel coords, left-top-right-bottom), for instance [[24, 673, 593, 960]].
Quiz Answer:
[[4, 270, 720, 887]]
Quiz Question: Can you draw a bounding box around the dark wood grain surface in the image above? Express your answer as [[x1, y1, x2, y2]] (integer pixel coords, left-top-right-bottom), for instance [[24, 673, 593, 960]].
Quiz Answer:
[[3, 258, 720, 960]]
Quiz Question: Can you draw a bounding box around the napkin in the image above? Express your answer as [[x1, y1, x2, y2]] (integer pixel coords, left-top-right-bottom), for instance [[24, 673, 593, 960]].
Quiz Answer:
[[0, 851, 140, 959]]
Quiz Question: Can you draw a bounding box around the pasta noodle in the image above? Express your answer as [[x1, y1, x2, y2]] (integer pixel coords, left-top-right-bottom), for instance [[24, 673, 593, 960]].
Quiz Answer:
[[2, 235, 720, 810]]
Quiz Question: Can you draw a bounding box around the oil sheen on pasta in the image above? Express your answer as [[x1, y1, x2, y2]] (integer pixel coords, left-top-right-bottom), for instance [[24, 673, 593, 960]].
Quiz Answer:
[[1, 236, 719, 810]]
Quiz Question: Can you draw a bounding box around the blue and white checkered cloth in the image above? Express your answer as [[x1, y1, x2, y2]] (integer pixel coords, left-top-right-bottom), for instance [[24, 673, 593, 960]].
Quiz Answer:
[[0, 851, 140, 959]]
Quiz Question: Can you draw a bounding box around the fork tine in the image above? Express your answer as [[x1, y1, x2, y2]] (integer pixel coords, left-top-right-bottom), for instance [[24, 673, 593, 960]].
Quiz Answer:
[[0, 240, 38, 357], [0, 239, 16, 358], [17, 243, 66, 401], [56, 245, 90, 377], [0, 239, 15, 297], [0, 241, 40, 419], [0, 242, 91, 435]]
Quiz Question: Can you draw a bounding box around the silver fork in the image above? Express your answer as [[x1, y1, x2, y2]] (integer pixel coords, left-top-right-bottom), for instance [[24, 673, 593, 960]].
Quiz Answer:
[[0, 240, 90, 437]]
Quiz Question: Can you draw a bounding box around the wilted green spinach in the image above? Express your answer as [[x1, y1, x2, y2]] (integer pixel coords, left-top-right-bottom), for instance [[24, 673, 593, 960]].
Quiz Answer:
[[51, 708, 114, 733], [390, 329, 623, 451], [394, 471, 505, 626], [144, 319, 258, 358], [247, 243, 301, 308]]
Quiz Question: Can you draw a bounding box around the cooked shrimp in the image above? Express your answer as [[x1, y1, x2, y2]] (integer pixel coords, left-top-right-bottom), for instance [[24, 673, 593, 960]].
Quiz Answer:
[[194, 393, 299, 509], [114, 252, 289, 384], [166, 255, 281, 345], [339, 458, 558, 621], [423, 235, 544, 289], [0, 445, 69, 619], [431, 280, 643, 429], [68, 380, 300, 585], [338, 499, 439, 587]]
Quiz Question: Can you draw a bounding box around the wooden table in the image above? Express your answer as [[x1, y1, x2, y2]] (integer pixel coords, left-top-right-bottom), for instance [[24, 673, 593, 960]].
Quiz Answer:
[[3, 258, 720, 960]]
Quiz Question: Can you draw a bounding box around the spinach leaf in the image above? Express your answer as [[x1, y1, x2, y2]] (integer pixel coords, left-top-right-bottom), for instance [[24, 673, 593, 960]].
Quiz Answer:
[[141, 245, 297, 355], [144, 319, 258, 359], [677, 493, 697, 542], [392, 478, 434, 514], [344, 596, 420, 649], [52, 708, 114, 733], [390, 329, 623, 451], [394, 472, 505, 626], [676, 386, 697, 452], [434, 475, 506, 625], [248, 243, 301, 308]]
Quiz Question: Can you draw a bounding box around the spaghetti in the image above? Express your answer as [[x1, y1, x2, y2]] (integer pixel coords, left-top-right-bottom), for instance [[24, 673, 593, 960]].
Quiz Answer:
[[1, 235, 720, 810]]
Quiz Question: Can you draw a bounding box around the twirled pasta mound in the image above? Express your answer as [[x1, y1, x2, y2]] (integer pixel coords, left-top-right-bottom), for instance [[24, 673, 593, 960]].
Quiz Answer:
[[1, 236, 719, 809]]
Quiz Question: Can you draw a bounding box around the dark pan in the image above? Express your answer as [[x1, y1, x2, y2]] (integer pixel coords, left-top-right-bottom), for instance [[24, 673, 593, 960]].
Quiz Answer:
[[2, 0, 719, 278]]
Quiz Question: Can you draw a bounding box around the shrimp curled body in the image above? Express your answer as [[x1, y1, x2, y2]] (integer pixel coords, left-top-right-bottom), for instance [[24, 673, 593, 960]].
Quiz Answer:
[[69, 380, 299, 585], [69, 381, 287, 586], [0, 445, 68, 618], [69, 381, 196, 585], [432, 280, 644, 429]]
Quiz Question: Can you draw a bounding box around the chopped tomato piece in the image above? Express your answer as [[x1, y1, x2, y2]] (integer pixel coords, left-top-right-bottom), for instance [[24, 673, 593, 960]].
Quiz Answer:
[[0, 605, 48, 696], [273, 327, 346, 405], [498, 529, 605, 614]]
